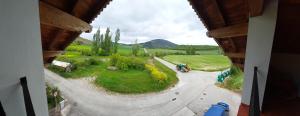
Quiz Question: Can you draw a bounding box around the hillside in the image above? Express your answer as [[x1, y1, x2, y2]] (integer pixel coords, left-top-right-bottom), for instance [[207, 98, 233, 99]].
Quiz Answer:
[[74, 37, 92, 45], [175, 45, 219, 51], [140, 39, 177, 48]]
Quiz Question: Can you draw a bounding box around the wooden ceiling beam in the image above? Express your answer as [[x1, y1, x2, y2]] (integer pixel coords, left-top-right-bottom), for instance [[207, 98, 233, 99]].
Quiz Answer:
[[228, 38, 237, 52], [225, 52, 245, 58], [249, 0, 264, 17], [39, 1, 92, 32], [207, 23, 248, 38], [43, 51, 64, 58], [210, 0, 226, 27]]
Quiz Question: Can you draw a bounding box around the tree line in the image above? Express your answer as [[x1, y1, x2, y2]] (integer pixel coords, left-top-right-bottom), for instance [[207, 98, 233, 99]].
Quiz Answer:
[[91, 28, 140, 56], [91, 28, 120, 56]]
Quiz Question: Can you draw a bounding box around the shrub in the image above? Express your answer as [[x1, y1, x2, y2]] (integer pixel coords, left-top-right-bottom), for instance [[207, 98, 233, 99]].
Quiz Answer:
[[145, 64, 154, 72], [65, 45, 93, 56], [47, 64, 65, 72], [127, 57, 145, 70], [145, 63, 168, 83], [154, 52, 168, 57], [141, 53, 150, 57], [56, 56, 75, 63], [110, 55, 145, 70], [116, 57, 129, 70], [46, 84, 63, 109], [85, 58, 98, 65], [110, 54, 120, 66], [221, 66, 244, 91], [80, 49, 92, 56]]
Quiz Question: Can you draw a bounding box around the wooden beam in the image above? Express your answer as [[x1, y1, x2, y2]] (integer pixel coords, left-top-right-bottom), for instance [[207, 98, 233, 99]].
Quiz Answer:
[[225, 52, 245, 58], [207, 23, 248, 38], [39, 1, 92, 32], [249, 0, 264, 17], [43, 51, 64, 58], [228, 38, 237, 52]]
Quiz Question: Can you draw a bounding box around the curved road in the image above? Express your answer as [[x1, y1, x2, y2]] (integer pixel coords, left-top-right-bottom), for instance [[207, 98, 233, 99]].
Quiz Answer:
[[45, 57, 240, 116]]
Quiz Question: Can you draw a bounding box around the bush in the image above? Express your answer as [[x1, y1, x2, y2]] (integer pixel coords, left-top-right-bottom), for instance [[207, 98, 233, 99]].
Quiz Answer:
[[110, 55, 145, 70], [81, 49, 92, 56], [46, 84, 63, 109], [99, 50, 110, 56], [127, 57, 145, 70], [222, 66, 244, 91], [145, 64, 168, 83], [141, 53, 150, 57], [47, 64, 65, 72], [154, 52, 168, 57], [110, 54, 121, 66], [116, 57, 129, 70], [85, 58, 98, 65], [66, 45, 93, 56], [56, 56, 75, 63]]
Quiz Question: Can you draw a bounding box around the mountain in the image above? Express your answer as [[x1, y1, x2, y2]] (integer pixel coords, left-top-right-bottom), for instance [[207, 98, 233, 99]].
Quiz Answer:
[[140, 39, 177, 49], [74, 37, 92, 45]]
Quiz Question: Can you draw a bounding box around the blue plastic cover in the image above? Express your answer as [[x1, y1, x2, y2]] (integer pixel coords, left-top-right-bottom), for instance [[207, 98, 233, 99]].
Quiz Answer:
[[204, 102, 229, 116]]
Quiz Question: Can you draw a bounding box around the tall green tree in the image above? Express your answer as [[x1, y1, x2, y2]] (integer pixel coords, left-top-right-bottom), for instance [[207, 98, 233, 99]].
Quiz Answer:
[[185, 45, 196, 55], [113, 29, 121, 54], [102, 28, 112, 56], [91, 28, 101, 55], [132, 39, 140, 56], [100, 34, 104, 51]]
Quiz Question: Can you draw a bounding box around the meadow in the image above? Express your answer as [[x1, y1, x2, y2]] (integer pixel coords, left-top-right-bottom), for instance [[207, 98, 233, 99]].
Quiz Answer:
[[48, 40, 243, 93], [48, 44, 178, 93], [163, 55, 231, 71]]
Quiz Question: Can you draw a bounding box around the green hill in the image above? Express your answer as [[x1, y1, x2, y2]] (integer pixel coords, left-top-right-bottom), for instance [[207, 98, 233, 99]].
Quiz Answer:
[[140, 39, 177, 49], [73, 37, 92, 45]]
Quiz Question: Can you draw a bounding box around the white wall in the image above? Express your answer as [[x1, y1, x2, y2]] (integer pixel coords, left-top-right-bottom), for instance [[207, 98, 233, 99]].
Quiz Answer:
[[242, 0, 278, 108], [0, 0, 48, 116]]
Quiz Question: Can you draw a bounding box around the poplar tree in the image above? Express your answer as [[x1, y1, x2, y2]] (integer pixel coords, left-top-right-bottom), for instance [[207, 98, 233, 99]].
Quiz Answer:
[[113, 29, 120, 54], [91, 28, 101, 55], [132, 39, 140, 56], [102, 28, 112, 56]]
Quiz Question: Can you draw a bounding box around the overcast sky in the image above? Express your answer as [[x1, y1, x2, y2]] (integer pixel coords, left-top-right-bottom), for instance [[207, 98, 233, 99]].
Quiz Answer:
[[80, 0, 217, 45]]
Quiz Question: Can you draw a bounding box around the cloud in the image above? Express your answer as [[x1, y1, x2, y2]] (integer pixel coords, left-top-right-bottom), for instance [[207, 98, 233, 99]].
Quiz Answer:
[[80, 0, 217, 45]]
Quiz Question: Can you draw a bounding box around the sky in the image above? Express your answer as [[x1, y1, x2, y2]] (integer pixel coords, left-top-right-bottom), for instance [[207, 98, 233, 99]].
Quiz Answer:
[[80, 0, 217, 45]]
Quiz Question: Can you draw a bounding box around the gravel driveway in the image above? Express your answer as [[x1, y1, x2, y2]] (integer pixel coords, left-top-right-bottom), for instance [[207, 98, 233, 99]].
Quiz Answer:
[[45, 57, 240, 116]]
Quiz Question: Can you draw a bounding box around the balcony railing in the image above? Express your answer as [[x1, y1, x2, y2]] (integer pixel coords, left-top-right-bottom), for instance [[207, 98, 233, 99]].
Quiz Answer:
[[20, 77, 36, 116], [249, 67, 260, 116], [0, 101, 5, 116]]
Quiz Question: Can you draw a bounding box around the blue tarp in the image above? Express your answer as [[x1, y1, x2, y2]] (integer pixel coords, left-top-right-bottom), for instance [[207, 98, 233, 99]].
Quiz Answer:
[[204, 102, 229, 116]]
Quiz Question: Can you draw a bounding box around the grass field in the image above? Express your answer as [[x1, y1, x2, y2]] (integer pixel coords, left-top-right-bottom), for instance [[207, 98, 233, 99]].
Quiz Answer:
[[147, 48, 221, 56], [95, 58, 178, 93], [49, 41, 242, 92], [48, 47, 178, 93], [117, 45, 144, 56], [163, 55, 231, 71]]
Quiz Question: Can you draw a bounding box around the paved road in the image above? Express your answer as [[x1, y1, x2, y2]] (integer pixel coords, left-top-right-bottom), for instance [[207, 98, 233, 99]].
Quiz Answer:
[[45, 57, 240, 116]]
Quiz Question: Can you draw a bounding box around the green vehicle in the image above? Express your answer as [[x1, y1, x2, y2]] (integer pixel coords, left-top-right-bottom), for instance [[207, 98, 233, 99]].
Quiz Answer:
[[176, 64, 191, 72]]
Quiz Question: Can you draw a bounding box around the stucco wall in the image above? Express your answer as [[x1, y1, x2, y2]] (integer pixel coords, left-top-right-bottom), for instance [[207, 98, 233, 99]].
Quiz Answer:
[[0, 0, 48, 116], [242, 0, 278, 108]]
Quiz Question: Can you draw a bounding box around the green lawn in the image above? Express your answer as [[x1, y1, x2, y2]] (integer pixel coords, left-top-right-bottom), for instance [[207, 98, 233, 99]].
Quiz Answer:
[[116, 45, 144, 56], [94, 58, 178, 94], [163, 55, 231, 71], [147, 48, 221, 56], [95, 61, 177, 94], [48, 51, 178, 93], [148, 49, 185, 54]]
